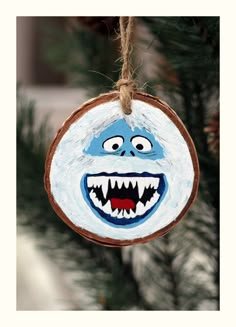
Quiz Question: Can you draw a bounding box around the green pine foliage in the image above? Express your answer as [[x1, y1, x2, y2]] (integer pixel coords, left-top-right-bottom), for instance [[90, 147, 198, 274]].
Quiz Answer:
[[17, 16, 219, 310], [43, 19, 120, 96]]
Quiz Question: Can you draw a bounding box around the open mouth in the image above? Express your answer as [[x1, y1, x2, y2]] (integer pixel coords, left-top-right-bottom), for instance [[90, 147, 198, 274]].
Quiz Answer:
[[83, 172, 167, 226]]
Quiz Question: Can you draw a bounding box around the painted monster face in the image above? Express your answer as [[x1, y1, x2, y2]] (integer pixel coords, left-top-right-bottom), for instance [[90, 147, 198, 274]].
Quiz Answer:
[[81, 119, 168, 227], [45, 93, 199, 245]]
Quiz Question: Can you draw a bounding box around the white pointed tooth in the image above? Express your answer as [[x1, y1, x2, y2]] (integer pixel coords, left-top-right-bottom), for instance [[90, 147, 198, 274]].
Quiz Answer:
[[144, 178, 152, 189], [136, 201, 145, 215], [87, 177, 94, 188], [98, 200, 103, 209], [101, 178, 109, 199], [110, 177, 116, 189], [130, 209, 136, 218], [144, 192, 160, 211], [97, 177, 104, 187], [94, 197, 102, 209], [137, 179, 146, 199], [124, 179, 130, 188], [117, 210, 124, 219], [131, 179, 137, 188], [145, 199, 153, 211], [151, 178, 160, 189], [152, 191, 160, 203], [89, 190, 102, 208], [102, 200, 112, 214], [123, 210, 131, 219], [89, 190, 97, 201], [149, 178, 155, 189], [111, 209, 119, 217], [117, 178, 123, 189], [92, 177, 99, 188]]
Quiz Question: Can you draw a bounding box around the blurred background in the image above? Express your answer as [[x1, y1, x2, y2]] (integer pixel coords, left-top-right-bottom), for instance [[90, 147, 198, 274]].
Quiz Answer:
[[17, 16, 219, 310]]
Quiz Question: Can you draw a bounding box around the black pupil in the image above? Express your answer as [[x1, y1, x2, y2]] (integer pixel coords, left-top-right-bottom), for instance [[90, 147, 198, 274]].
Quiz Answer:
[[136, 144, 144, 150], [112, 143, 119, 150]]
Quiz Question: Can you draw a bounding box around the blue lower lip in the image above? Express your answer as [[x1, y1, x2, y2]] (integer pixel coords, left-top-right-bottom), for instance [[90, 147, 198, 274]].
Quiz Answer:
[[81, 172, 168, 228]]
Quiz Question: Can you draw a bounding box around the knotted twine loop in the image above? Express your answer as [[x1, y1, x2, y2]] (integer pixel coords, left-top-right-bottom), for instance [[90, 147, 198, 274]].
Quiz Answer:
[[116, 17, 137, 115]]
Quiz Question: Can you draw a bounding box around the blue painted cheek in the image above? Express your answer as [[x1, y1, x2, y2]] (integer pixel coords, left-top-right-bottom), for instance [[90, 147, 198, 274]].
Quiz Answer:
[[84, 119, 165, 160]]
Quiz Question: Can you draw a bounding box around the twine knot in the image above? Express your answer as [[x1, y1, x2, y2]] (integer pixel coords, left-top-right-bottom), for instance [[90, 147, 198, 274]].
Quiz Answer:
[[116, 78, 136, 90], [116, 78, 137, 115]]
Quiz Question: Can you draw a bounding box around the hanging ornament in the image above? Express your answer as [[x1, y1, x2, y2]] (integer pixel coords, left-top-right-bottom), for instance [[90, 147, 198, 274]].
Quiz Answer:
[[44, 17, 199, 246]]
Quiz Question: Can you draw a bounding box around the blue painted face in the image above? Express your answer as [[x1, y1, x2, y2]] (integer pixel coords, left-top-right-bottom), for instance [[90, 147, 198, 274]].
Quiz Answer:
[[81, 119, 168, 228], [84, 119, 164, 160]]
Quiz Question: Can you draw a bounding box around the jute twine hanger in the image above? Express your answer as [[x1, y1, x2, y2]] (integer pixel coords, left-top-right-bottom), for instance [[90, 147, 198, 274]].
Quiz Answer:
[[116, 16, 137, 115]]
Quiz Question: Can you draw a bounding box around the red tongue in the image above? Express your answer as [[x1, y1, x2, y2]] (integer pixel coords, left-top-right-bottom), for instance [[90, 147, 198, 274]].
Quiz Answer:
[[110, 198, 135, 210]]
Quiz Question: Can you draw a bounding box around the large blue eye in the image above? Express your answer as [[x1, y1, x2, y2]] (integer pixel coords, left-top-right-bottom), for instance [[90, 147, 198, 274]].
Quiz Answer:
[[131, 136, 153, 152], [103, 136, 124, 152]]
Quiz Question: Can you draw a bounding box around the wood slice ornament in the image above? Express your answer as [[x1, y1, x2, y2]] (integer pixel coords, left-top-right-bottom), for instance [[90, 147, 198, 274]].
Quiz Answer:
[[44, 91, 199, 246]]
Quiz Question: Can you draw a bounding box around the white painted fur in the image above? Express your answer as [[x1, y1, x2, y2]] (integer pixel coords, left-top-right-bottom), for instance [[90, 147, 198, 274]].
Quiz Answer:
[[50, 99, 194, 240]]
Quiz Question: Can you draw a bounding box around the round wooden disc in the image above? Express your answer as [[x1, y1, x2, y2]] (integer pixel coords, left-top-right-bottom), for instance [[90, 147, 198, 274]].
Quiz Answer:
[[44, 92, 199, 246]]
